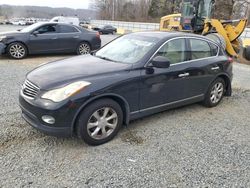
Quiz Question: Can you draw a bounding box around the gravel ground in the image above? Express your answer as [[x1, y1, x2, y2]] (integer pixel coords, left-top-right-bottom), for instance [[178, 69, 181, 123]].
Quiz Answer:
[[1, 26, 250, 187]]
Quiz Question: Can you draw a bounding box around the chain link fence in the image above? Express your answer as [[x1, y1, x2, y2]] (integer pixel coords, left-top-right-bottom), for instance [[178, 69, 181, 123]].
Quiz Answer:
[[90, 20, 159, 32], [241, 28, 250, 39], [91, 20, 250, 40]]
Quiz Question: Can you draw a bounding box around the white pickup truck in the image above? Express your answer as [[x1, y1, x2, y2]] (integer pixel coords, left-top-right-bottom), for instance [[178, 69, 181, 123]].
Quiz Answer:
[[50, 16, 80, 26]]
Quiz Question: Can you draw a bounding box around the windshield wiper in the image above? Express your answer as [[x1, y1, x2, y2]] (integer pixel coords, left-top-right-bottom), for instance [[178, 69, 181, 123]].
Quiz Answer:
[[95, 55, 116, 62]]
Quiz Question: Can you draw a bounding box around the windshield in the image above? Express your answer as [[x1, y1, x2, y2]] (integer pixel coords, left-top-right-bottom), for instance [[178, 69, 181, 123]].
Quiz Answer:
[[182, 2, 194, 17], [95, 34, 159, 64], [20, 23, 44, 32], [197, 0, 213, 19]]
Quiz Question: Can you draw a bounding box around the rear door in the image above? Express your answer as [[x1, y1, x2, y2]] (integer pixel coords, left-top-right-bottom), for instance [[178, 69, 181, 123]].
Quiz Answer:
[[28, 24, 59, 53], [182, 37, 221, 98], [56, 24, 81, 52]]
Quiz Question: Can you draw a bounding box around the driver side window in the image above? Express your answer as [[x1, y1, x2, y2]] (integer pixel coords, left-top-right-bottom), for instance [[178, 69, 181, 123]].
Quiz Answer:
[[155, 38, 186, 64], [36, 25, 57, 34]]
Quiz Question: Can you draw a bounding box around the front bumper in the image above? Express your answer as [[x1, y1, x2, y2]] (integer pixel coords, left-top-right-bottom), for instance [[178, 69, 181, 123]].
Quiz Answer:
[[0, 43, 6, 55], [19, 95, 75, 137]]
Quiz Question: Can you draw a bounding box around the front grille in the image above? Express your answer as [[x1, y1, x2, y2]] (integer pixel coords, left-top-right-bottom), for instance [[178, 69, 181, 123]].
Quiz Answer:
[[22, 80, 40, 99]]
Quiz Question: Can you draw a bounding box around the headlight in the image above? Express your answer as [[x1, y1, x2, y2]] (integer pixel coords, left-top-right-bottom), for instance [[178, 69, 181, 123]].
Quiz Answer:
[[41, 81, 91, 102], [0, 36, 7, 42]]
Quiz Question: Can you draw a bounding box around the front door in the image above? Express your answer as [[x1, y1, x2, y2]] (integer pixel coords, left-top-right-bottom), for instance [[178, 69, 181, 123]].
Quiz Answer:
[[28, 24, 59, 53], [140, 38, 191, 111]]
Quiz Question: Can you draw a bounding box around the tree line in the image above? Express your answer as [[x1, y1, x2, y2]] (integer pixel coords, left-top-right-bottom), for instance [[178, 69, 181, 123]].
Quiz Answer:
[[93, 0, 250, 23]]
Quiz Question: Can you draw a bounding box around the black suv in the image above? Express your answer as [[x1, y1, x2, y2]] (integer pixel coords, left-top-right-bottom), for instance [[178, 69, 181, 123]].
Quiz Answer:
[[19, 32, 232, 145]]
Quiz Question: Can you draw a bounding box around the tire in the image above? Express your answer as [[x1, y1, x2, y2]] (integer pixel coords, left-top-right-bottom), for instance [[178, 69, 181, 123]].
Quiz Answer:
[[203, 78, 225, 107], [7, 42, 27, 59], [76, 98, 123, 145], [77, 42, 91, 55], [205, 33, 226, 50]]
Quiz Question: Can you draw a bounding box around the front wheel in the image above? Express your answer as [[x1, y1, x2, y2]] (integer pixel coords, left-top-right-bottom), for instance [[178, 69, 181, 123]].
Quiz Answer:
[[7, 42, 27, 59], [76, 99, 123, 145], [77, 42, 91, 55], [203, 78, 225, 107]]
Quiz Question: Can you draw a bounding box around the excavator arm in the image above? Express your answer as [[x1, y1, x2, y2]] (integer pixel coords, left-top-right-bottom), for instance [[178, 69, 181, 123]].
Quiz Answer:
[[202, 18, 248, 57]]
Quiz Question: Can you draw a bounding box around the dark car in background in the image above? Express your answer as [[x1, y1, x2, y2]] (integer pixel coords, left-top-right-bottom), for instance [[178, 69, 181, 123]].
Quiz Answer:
[[19, 32, 232, 145], [93, 25, 117, 35], [0, 22, 101, 59]]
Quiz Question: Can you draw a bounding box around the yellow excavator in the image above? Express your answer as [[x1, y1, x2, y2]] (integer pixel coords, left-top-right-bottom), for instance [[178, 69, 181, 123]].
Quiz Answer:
[[160, 0, 250, 61]]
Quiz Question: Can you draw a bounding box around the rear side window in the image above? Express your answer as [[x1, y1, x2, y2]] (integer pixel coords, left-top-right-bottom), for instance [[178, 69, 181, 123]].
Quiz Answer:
[[210, 43, 219, 56], [190, 39, 211, 60], [156, 38, 187, 64], [59, 25, 79, 33]]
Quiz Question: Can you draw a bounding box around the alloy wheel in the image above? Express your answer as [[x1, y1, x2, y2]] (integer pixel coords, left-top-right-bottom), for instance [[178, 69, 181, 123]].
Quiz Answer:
[[9, 44, 26, 59], [87, 107, 118, 140], [210, 82, 224, 104], [78, 43, 90, 54]]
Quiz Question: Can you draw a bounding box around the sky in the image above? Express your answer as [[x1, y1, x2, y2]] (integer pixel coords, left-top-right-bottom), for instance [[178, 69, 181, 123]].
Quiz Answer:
[[0, 0, 90, 9]]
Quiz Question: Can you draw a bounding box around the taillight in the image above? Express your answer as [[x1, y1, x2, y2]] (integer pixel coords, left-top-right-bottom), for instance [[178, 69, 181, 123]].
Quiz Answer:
[[96, 32, 100, 39], [228, 57, 233, 63]]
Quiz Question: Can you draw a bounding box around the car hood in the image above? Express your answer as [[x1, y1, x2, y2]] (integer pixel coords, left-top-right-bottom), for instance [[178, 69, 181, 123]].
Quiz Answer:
[[0, 31, 26, 37], [27, 55, 132, 89]]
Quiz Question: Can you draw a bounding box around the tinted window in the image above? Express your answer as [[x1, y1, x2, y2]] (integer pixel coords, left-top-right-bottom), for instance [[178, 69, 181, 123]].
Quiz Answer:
[[104, 25, 113, 29], [210, 43, 219, 56], [156, 38, 186, 64], [36, 25, 57, 34], [59, 25, 79, 33], [190, 39, 211, 60]]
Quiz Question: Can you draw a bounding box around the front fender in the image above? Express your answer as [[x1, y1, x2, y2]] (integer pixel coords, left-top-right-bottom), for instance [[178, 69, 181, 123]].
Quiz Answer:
[[71, 93, 131, 134]]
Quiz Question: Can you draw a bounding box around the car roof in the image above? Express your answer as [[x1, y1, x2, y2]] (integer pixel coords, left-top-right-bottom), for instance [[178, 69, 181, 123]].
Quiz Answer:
[[129, 31, 216, 43], [36, 22, 76, 26]]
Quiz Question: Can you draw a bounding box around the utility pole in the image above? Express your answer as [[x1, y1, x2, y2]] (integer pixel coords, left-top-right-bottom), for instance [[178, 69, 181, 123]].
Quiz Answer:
[[112, 0, 115, 20]]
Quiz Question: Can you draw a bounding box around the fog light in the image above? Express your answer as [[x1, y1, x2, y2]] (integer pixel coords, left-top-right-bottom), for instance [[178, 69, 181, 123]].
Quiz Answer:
[[42, 115, 55, 124]]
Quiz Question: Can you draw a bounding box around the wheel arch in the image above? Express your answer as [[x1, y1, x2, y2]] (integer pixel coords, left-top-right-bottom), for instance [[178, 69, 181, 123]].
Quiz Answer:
[[78, 40, 92, 50], [7, 41, 29, 54], [207, 73, 232, 96], [217, 74, 232, 96], [71, 93, 130, 134]]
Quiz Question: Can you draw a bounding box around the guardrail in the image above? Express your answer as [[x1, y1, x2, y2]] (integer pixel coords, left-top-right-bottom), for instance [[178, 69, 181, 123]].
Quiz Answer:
[[241, 28, 250, 39], [91, 20, 250, 39], [90, 20, 159, 34]]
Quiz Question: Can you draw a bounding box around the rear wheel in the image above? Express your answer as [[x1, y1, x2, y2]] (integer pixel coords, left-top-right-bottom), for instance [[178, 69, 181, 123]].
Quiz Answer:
[[7, 42, 27, 59], [203, 78, 225, 107], [76, 99, 123, 145], [77, 42, 91, 55]]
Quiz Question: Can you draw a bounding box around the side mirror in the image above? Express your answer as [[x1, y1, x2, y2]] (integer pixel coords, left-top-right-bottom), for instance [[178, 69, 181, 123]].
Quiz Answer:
[[32, 31, 39, 36], [151, 56, 170, 68]]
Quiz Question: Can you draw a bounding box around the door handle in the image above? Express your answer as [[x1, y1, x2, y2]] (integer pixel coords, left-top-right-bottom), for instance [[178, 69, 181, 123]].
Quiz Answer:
[[73, 36, 79, 39], [178, 73, 190, 78], [51, 37, 57, 40], [211, 66, 220, 70]]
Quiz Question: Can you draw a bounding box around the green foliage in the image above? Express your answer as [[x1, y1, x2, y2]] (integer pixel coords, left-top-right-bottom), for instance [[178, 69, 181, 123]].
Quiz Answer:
[[148, 0, 182, 18]]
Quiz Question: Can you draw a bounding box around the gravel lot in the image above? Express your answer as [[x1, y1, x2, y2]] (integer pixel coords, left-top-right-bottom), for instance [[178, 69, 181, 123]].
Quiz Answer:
[[1, 25, 250, 187]]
